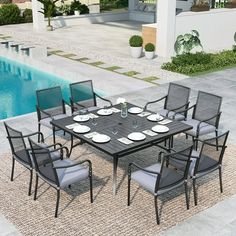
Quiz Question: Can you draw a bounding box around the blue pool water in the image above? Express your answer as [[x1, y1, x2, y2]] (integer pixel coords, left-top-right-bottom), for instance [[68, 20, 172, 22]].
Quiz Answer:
[[0, 57, 73, 119]]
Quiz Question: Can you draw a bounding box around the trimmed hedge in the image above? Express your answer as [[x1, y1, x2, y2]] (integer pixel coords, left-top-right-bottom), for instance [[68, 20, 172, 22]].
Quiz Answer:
[[23, 8, 32, 23], [161, 50, 236, 75], [0, 4, 22, 25]]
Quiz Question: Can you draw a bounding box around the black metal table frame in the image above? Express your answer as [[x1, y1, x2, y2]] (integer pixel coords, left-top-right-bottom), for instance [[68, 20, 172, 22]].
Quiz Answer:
[[51, 104, 192, 194]]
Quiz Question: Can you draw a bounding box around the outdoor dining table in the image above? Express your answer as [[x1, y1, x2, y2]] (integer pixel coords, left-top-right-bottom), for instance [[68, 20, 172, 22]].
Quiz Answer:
[[51, 103, 192, 195]]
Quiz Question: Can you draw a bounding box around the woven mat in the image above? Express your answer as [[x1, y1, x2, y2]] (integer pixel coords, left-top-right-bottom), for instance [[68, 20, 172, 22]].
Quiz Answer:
[[0, 139, 236, 236]]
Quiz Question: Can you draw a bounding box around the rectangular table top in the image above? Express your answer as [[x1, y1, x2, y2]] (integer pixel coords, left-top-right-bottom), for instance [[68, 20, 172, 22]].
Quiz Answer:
[[51, 103, 192, 157]]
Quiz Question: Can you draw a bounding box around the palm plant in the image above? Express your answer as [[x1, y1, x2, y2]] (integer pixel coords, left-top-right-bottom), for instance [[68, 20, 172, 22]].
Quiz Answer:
[[38, 0, 59, 29]]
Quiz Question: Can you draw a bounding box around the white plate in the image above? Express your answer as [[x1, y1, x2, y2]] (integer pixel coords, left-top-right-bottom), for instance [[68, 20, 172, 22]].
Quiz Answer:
[[147, 114, 164, 122], [92, 134, 111, 143], [73, 125, 91, 134], [128, 132, 146, 141], [97, 109, 113, 116], [152, 125, 169, 133], [128, 107, 143, 114], [73, 115, 90, 122]]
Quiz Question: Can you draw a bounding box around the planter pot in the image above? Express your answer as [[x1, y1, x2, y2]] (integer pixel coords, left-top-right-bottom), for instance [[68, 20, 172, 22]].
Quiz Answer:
[[47, 25, 53, 31], [191, 5, 210, 11], [145, 51, 155, 59], [74, 10, 81, 15], [130, 46, 142, 58], [225, 2, 236, 8]]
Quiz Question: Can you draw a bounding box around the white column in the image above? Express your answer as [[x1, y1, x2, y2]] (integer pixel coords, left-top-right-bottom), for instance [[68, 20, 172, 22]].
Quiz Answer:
[[32, 0, 45, 31], [156, 0, 176, 58]]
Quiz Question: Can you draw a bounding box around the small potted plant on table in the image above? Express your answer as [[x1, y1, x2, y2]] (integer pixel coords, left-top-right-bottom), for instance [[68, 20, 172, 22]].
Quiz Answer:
[[129, 35, 143, 58], [145, 43, 155, 59], [191, 0, 210, 12]]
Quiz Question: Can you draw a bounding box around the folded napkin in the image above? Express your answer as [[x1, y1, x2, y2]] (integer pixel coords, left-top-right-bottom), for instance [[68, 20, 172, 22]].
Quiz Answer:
[[84, 132, 99, 139], [118, 137, 134, 145], [142, 130, 158, 136], [65, 123, 80, 129], [138, 111, 151, 117], [158, 119, 173, 125]]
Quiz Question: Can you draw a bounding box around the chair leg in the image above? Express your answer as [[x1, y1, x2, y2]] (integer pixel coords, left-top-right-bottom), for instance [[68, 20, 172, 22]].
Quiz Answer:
[[10, 158, 15, 181], [89, 174, 93, 203], [127, 166, 131, 206], [184, 181, 190, 210], [215, 130, 219, 151], [38, 123, 41, 142], [193, 178, 198, 206], [34, 174, 39, 200], [219, 167, 223, 193], [55, 189, 60, 218], [28, 169, 33, 196], [154, 196, 160, 225], [186, 133, 188, 139], [53, 127, 56, 148]]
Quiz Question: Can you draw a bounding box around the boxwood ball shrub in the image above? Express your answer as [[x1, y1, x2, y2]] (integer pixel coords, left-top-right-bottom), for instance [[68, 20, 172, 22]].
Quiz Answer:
[[0, 4, 22, 25], [145, 43, 155, 52], [129, 35, 143, 47], [23, 8, 33, 23]]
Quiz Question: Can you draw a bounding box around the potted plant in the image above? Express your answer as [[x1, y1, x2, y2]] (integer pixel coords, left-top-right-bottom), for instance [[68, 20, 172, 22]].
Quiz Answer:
[[225, 0, 236, 8], [145, 43, 155, 59], [58, 4, 71, 16], [233, 32, 236, 52], [129, 35, 143, 58], [191, 0, 210, 12], [38, 0, 59, 31]]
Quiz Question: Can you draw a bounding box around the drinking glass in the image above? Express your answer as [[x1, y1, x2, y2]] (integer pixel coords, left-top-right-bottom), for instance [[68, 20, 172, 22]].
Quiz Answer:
[[132, 119, 138, 129], [92, 118, 97, 126], [112, 126, 118, 135]]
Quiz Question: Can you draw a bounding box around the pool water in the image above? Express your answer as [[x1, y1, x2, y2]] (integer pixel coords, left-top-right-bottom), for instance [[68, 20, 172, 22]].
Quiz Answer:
[[0, 57, 76, 119]]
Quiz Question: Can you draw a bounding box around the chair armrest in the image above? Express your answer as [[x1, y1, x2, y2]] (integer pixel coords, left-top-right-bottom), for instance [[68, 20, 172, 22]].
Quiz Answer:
[[48, 146, 69, 157], [43, 143, 62, 149], [94, 93, 113, 106], [128, 162, 160, 175], [177, 104, 196, 115], [36, 106, 52, 120], [196, 112, 221, 134], [53, 159, 92, 169], [144, 95, 167, 110], [167, 102, 190, 118], [154, 143, 177, 153]]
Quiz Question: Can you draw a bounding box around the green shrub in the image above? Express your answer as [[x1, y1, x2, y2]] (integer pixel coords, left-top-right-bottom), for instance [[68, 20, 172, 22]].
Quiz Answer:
[[23, 8, 32, 23], [233, 45, 236, 52], [145, 43, 155, 52], [129, 35, 143, 47], [0, 0, 12, 4], [171, 52, 212, 66], [162, 50, 236, 75], [0, 4, 22, 25], [70, 0, 89, 14]]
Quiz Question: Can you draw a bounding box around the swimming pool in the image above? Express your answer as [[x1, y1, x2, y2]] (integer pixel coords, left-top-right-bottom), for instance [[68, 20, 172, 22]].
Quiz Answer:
[[0, 57, 87, 120]]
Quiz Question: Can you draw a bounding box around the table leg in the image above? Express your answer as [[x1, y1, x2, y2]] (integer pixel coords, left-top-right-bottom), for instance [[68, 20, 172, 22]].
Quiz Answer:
[[113, 156, 118, 195], [69, 134, 74, 157]]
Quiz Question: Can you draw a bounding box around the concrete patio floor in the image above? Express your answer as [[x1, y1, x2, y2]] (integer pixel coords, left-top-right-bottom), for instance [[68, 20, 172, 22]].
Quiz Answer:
[[0, 22, 187, 81]]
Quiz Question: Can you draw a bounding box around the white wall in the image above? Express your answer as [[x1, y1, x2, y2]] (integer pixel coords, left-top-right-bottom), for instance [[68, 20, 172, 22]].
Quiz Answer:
[[175, 8, 236, 52], [51, 12, 129, 28]]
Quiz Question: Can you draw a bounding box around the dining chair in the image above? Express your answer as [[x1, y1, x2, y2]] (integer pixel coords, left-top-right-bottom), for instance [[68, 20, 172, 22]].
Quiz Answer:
[[70, 80, 112, 114], [181, 91, 222, 149], [127, 145, 193, 224], [29, 138, 93, 218], [144, 83, 190, 121], [36, 86, 69, 143]]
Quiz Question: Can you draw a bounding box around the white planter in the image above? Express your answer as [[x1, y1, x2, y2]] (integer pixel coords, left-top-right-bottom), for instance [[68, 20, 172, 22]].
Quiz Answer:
[[46, 25, 53, 31], [145, 51, 155, 59], [74, 10, 81, 16], [130, 46, 142, 58]]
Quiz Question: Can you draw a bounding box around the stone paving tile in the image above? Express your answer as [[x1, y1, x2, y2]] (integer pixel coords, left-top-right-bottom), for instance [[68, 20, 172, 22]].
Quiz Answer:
[[0, 214, 22, 236]]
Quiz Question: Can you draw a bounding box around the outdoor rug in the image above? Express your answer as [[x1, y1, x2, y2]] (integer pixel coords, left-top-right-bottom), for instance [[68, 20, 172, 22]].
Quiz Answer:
[[0, 138, 235, 236]]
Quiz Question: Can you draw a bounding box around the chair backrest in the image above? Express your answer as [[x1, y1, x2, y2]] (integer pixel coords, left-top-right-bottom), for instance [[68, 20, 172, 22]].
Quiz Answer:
[[36, 86, 65, 118], [165, 83, 190, 112], [155, 145, 193, 193], [193, 91, 222, 126], [194, 131, 229, 175], [29, 138, 59, 186], [70, 80, 96, 108], [4, 122, 32, 167]]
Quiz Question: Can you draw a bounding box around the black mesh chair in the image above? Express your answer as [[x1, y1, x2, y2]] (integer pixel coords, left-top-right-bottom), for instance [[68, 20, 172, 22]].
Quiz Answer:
[[70, 80, 112, 113], [128, 145, 193, 224], [4, 122, 44, 196], [182, 91, 222, 149], [144, 83, 190, 121], [190, 131, 229, 205], [36, 86, 69, 143], [29, 139, 93, 218]]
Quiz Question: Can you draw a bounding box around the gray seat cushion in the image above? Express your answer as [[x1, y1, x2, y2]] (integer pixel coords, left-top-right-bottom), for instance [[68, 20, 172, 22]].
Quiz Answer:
[[54, 159, 89, 188], [182, 118, 216, 136], [131, 163, 183, 195], [159, 109, 185, 121], [40, 114, 69, 128]]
